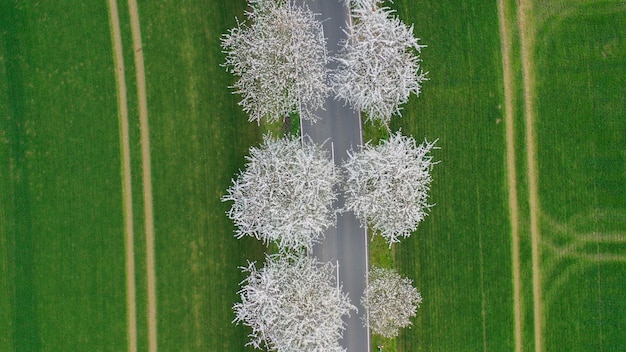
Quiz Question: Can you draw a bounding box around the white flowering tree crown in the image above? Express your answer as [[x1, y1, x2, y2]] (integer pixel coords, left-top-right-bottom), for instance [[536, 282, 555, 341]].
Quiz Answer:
[[343, 132, 437, 244], [222, 134, 340, 252], [331, 0, 427, 125], [234, 254, 356, 351], [221, 0, 329, 123], [362, 266, 422, 338]]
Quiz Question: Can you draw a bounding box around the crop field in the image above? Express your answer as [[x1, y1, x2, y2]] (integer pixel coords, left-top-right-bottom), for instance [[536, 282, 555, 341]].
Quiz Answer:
[[138, 1, 265, 351], [1, 1, 264, 351], [386, 0, 626, 351], [1, 2, 128, 350], [387, 0, 515, 351], [531, 1, 626, 351]]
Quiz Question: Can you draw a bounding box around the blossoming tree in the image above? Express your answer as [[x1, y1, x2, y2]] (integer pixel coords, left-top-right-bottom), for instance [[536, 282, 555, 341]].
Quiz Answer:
[[362, 266, 422, 338], [234, 254, 356, 351], [222, 0, 329, 123], [331, 0, 427, 125], [222, 134, 340, 251], [343, 132, 437, 244]]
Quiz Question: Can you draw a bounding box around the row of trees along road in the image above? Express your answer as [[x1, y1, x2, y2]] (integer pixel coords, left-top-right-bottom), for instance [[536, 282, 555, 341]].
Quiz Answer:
[[223, 133, 437, 251], [221, 0, 435, 350], [222, 0, 427, 127]]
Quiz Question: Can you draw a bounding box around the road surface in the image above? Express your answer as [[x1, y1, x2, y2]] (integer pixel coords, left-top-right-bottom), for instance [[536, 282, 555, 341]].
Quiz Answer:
[[302, 1, 371, 351]]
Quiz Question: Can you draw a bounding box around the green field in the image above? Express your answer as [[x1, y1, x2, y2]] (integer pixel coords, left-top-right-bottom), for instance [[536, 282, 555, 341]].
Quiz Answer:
[[1, 2, 128, 350], [138, 1, 264, 350], [1, 1, 264, 351], [388, 0, 515, 351], [532, 1, 626, 351], [380, 0, 626, 351]]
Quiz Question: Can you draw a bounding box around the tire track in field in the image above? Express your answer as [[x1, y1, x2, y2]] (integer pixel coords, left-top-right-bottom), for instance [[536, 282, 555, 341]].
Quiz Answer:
[[517, 0, 544, 351], [496, 0, 523, 350], [106, 0, 138, 351], [126, 1, 158, 351]]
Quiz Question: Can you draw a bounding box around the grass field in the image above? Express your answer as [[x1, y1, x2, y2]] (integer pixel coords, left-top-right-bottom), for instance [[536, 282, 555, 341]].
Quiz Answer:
[[379, 0, 626, 351], [531, 1, 626, 351], [138, 1, 265, 350], [2, 0, 264, 351], [1, 2, 128, 350], [382, 0, 516, 351]]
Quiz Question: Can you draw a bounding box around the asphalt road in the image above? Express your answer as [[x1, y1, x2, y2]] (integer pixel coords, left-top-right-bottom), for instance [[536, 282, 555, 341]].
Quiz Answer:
[[302, 1, 371, 351]]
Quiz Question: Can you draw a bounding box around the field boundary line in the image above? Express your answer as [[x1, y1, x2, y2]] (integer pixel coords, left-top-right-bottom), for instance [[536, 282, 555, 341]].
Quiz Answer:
[[497, 0, 523, 350], [517, 0, 543, 351], [106, 0, 138, 351], [126, 1, 158, 351]]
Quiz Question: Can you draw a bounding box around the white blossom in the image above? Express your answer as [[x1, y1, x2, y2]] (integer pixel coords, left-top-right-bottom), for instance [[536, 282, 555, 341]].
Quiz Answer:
[[331, 0, 427, 125], [222, 134, 340, 251], [221, 0, 329, 123], [234, 253, 356, 351], [362, 267, 422, 338], [343, 132, 437, 244]]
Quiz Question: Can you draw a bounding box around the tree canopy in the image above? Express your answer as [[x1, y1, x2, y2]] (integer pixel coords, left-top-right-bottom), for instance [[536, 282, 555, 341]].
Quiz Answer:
[[362, 267, 422, 338], [343, 132, 437, 244], [222, 134, 340, 251], [331, 0, 427, 125], [234, 254, 356, 351], [221, 0, 329, 123]]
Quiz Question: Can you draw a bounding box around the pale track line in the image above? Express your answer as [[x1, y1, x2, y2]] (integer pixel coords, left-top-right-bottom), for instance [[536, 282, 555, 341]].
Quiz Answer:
[[126, 1, 158, 351], [517, 0, 544, 351], [497, 0, 523, 350], [577, 233, 626, 243], [476, 195, 489, 352], [544, 241, 626, 263], [106, 0, 138, 351]]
